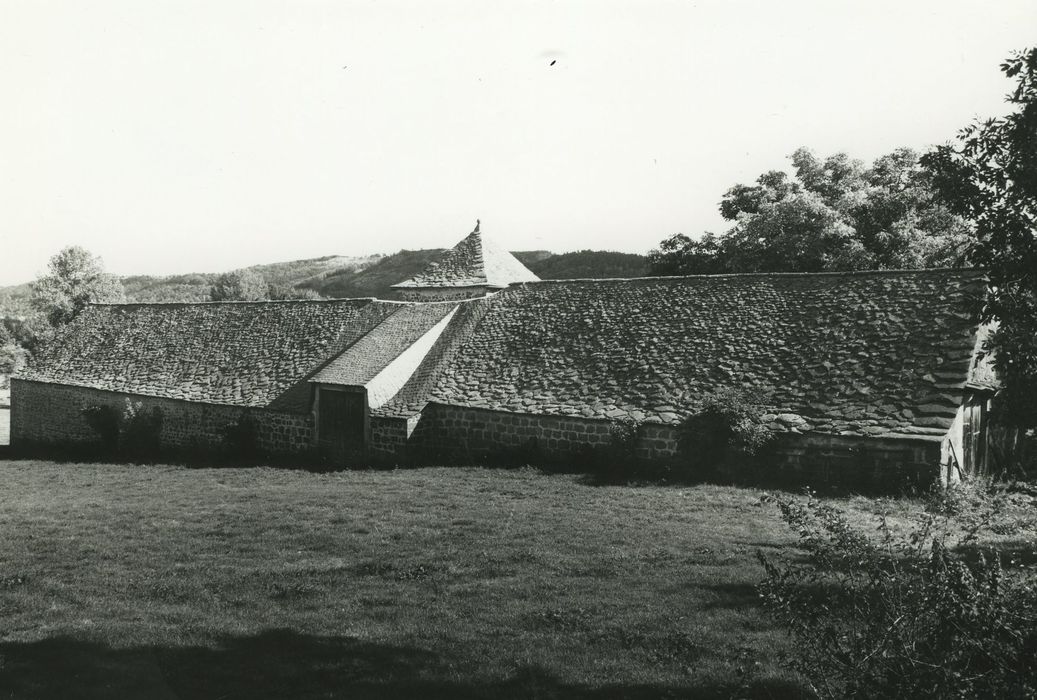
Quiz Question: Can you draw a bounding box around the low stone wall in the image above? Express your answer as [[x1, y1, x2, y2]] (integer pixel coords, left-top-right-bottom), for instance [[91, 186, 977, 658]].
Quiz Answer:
[[409, 402, 941, 490], [370, 415, 409, 457], [10, 379, 314, 456], [756, 432, 941, 492], [9, 379, 943, 489], [411, 402, 678, 462], [370, 413, 423, 462]]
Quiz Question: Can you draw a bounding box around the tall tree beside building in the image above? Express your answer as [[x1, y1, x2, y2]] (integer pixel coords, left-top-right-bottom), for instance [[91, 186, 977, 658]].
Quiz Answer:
[[21, 246, 125, 356], [30, 246, 125, 327], [0, 323, 16, 378], [923, 47, 1037, 428], [649, 148, 971, 275]]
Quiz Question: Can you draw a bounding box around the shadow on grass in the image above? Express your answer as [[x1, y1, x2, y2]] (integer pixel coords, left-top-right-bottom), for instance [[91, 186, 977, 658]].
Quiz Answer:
[[0, 630, 812, 700], [695, 582, 764, 612], [1, 441, 346, 473]]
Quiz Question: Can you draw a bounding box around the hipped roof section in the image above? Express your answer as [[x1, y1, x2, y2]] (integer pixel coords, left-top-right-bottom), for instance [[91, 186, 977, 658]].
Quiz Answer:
[[428, 269, 990, 440], [391, 226, 539, 289]]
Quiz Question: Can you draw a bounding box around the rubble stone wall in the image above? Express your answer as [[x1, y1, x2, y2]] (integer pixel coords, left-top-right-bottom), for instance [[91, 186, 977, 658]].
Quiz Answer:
[[409, 402, 941, 489], [10, 379, 313, 455]]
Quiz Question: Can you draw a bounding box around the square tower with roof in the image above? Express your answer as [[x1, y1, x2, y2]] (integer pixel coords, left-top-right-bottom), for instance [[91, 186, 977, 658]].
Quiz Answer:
[[391, 221, 540, 301]]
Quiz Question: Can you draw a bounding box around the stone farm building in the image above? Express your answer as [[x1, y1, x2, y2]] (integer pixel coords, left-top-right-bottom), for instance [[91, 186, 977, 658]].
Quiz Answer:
[[10, 225, 996, 489]]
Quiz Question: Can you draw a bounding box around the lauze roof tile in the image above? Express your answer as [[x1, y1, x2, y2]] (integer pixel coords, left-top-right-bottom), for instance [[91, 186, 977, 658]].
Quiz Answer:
[[19, 299, 399, 411], [427, 269, 989, 439]]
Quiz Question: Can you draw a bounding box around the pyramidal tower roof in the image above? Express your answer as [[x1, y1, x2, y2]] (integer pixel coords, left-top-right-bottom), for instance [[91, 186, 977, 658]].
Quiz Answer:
[[392, 221, 540, 290]]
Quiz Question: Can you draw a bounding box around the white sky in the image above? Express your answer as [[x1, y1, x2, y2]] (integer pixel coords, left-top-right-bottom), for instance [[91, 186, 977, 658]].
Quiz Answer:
[[1, 0, 1034, 285]]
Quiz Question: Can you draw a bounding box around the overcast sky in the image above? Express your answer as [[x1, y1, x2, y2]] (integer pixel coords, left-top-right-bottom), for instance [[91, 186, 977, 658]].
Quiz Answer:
[[1, 0, 1034, 285]]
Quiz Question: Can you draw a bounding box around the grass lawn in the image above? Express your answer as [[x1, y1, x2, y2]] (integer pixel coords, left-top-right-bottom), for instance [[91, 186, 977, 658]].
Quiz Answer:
[[0, 460, 925, 699]]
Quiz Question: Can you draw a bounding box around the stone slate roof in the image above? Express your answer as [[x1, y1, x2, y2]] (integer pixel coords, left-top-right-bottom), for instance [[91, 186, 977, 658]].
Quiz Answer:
[[372, 298, 492, 418], [18, 300, 399, 412], [427, 269, 988, 439], [311, 302, 456, 386], [392, 227, 539, 289]]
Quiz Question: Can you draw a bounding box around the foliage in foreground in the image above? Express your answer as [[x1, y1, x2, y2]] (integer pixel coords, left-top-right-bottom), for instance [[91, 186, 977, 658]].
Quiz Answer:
[[758, 484, 1037, 699]]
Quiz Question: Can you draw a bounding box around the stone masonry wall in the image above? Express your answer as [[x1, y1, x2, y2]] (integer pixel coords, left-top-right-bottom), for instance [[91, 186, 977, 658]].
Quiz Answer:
[[370, 415, 409, 456], [370, 413, 423, 461], [11, 379, 313, 456], [409, 402, 942, 489], [412, 402, 679, 462], [11, 379, 942, 489], [750, 432, 942, 491]]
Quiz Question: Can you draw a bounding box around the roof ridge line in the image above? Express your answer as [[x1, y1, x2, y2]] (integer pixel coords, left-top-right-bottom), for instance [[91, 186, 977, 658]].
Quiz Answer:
[[88, 297, 383, 307], [507, 267, 987, 285], [88, 294, 492, 308]]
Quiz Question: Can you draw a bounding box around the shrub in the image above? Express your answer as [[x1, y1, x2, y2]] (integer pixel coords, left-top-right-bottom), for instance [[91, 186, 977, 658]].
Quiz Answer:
[[988, 423, 1037, 481], [607, 418, 643, 463], [80, 404, 120, 453], [591, 418, 646, 481], [678, 388, 771, 477], [121, 399, 163, 460], [571, 418, 647, 482], [757, 487, 1037, 699]]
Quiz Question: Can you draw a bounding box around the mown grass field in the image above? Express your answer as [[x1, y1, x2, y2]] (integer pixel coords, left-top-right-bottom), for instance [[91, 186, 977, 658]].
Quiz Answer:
[[0, 460, 926, 699]]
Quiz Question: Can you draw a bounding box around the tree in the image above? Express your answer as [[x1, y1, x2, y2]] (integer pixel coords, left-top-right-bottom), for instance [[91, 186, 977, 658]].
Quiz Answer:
[[646, 233, 726, 276], [30, 246, 125, 327], [923, 47, 1037, 428], [0, 323, 15, 380], [267, 283, 321, 300], [209, 270, 269, 301], [649, 148, 971, 275]]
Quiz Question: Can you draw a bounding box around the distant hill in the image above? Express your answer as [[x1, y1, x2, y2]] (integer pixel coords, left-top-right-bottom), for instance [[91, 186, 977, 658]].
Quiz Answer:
[[121, 254, 382, 304], [0, 249, 649, 315], [512, 250, 555, 267], [303, 249, 447, 300], [522, 250, 649, 279], [304, 249, 649, 299]]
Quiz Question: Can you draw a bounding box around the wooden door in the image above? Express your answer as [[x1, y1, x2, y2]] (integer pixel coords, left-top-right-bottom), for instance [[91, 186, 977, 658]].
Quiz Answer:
[[961, 393, 988, 477], [318, 388, 367, 463]]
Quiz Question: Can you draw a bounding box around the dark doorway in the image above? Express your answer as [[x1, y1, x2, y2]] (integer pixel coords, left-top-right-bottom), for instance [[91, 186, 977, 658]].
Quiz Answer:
[[318, 387, 367, 464], [962, 392, 988, 477]]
